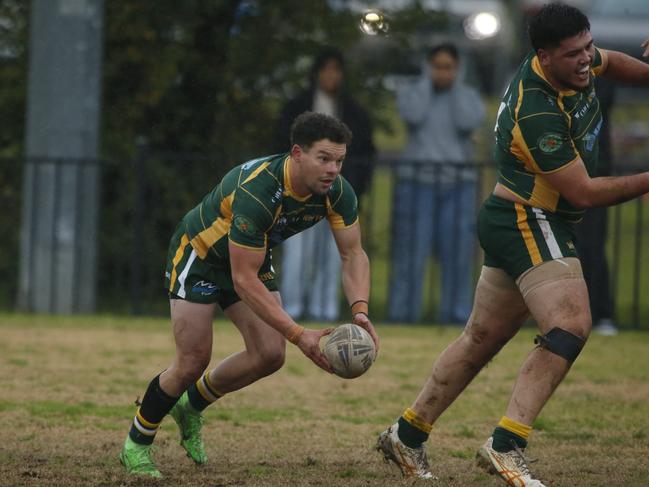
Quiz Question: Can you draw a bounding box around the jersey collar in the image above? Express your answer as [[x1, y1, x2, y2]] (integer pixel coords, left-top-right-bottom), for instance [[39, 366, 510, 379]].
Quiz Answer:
[[283, 156, 311, 202], [531, 55, 577, 97]]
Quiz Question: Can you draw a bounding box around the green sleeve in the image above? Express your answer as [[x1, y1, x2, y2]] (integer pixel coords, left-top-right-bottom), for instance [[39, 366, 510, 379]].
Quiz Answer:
[[228, 186, 276, 250], [326, 176, 359, 229], [592, 47, 607, 77], [517, 110, 578, 173]]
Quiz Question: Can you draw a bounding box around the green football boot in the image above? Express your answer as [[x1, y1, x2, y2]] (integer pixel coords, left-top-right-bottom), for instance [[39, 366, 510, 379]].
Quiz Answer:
[[119, 436, 162, 479], [169, 392, 208, 464]]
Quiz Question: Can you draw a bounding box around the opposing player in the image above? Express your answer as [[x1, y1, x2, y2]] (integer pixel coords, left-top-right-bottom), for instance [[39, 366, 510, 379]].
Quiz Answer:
[[377, 4, 649, 485], [119, 111, 379, 478]]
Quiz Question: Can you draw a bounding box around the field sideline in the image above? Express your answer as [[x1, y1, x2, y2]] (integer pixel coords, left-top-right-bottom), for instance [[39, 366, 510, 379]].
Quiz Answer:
[[1, 313, 648, 486]]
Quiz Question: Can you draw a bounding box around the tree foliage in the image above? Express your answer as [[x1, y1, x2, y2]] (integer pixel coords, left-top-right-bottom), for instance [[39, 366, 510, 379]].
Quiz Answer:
[[2, 0, 450, 312]]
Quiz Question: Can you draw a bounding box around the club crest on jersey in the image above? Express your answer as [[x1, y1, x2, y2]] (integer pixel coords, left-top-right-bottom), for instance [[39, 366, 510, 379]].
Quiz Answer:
[[233, 215, 257, 236], [538, 133, 564, 153]]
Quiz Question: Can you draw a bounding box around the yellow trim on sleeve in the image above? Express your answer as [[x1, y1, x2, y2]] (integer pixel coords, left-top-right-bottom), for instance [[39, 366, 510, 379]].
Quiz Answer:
[[537, 154, 580, 175], [325, 192, 358, 229], [242, 161, 271, 185], [228, 238, 267, 252], [328, 215, 359, 230], [593, 47, 608, 76], [515, 203, 542, 266]]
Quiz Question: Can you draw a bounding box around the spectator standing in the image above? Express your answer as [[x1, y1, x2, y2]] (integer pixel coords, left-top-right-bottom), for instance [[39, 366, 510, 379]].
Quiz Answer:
[[389, 43, 485, 323], [276, 47, 375, 321]]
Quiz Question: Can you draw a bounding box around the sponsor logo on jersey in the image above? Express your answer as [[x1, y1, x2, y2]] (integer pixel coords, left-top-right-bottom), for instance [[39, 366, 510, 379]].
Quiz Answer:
[[192, 280, 218, 296], [538, 133, 564, 153], [258, 271, 274, 282], [270, 187, 283, 204], [583, 117, 603, 152], [241, 156, 269, 170], [573, 102, 591, 120]]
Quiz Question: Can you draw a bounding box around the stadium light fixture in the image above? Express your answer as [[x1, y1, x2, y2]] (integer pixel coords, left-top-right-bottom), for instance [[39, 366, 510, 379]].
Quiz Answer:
[[464, 11, 501, 40]]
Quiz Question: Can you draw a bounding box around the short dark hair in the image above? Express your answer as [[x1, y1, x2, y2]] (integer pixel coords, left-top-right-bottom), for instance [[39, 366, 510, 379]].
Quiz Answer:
[[310, 47, 345, 79], [529, 3, 590, 51], [290, 112, 352, 148], [427, 42, 459, 62]]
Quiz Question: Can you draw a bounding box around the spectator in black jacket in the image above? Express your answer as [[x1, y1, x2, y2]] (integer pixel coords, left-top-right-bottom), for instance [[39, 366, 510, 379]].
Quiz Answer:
[[276, 47, 375, 321]]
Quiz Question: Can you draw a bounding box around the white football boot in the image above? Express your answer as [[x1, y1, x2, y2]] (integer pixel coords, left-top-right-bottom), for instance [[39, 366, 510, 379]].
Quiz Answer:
[[476, 437, 546, 487], [376, 422, 436, 479]]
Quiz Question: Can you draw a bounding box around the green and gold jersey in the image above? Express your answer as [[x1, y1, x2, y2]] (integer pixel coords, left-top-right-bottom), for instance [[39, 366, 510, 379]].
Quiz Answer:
[[180, 153, 358, 268], [493, 48, 608, 223]]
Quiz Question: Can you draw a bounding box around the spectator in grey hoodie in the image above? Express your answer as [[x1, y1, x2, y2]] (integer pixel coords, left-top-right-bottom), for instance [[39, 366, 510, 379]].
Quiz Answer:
[[389, 43, 485, 323]]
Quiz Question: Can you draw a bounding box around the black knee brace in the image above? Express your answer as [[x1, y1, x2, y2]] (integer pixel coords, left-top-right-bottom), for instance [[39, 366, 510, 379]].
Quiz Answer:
[[534, 327, 585, 363]]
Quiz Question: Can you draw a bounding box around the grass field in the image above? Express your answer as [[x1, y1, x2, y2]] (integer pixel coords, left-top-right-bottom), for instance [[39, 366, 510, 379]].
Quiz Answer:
[[1, 314, 648, 486]]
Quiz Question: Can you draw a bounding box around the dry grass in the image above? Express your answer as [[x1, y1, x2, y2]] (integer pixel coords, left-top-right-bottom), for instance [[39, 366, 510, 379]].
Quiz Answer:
[[1, 313, 648, 486]]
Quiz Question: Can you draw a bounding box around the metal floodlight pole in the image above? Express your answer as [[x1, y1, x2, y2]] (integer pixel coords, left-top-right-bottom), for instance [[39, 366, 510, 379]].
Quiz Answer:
[[18, 0, 104, 313]]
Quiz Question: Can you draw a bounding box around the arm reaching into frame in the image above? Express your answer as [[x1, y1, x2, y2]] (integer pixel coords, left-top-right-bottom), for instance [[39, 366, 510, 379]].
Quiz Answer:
[[229, 241, 334, 372], [332, 223, 380, 353]]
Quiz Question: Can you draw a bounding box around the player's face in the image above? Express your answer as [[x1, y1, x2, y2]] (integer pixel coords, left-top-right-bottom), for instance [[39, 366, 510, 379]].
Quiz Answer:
[[293, 139, 346, 195], [538, 30, 595, 91]]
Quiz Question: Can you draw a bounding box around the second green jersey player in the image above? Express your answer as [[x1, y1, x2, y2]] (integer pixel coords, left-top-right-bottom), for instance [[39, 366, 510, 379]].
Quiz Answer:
[[121, 112, 379, 479], [480, 46, 608, 278], [377, 3, 649, 485]]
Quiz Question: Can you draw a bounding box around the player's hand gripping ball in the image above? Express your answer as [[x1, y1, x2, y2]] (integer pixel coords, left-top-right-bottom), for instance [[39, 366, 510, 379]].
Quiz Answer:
[[322, 323, 376, 379]]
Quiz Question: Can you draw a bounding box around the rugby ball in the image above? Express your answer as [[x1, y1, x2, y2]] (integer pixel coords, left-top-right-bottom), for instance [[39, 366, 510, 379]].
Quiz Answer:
[[323, 323, 376, 379]]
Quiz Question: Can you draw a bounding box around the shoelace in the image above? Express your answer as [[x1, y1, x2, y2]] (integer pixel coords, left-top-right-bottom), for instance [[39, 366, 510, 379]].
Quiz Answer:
[[509, 442, 537, 477], [402, 443, 430, 473], [133, 445, 155, 466], [414, 448, 430, 472]]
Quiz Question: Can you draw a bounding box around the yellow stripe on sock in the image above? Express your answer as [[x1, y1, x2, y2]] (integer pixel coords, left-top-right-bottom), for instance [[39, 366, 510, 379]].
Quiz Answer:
[[403, 407, 433, 434], [498, 416, 532, 439], [203, 371, 224, 398], [196, 376, 216, 402], [136, 408, 161, 429]]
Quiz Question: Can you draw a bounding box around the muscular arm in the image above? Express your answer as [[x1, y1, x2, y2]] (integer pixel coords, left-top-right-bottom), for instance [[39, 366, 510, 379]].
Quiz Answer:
[[332, 224, 380, 350], [542, 156, 649, 208], [229, 243, 296, 335], [601, 44, 649, 85], [229, 241, 334, 371]]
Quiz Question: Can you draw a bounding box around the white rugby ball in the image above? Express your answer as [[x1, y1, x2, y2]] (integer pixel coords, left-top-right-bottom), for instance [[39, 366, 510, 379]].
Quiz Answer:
[[323, 323, 376, 379]]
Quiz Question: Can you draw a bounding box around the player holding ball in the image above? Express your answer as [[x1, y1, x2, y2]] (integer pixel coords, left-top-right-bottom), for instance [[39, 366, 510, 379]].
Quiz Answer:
[[119, 111, 379, 478]]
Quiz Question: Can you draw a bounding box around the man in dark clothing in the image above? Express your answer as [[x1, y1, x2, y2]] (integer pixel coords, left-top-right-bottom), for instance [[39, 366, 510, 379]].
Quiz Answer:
[[275, 47, 375, 321]]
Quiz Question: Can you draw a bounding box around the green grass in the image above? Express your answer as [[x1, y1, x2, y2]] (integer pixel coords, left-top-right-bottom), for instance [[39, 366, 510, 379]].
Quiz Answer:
[[1, 313, 648, 486]]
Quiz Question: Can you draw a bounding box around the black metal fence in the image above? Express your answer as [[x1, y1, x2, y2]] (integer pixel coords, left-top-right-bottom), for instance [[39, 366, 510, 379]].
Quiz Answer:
[[5, 155, 649, 328]]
